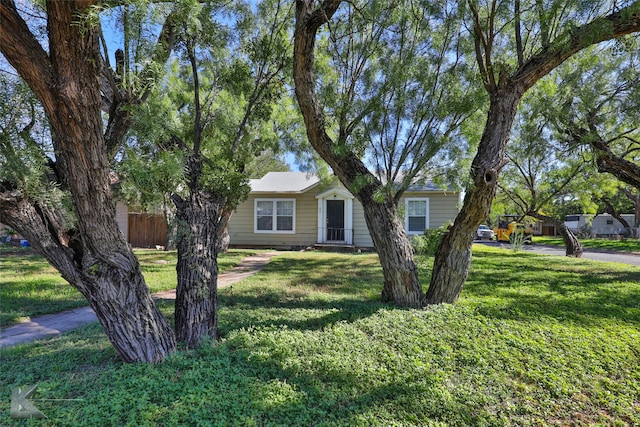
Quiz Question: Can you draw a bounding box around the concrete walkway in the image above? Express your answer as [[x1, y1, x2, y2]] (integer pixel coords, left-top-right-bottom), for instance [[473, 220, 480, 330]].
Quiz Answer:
[[0, 252, 279, 349]]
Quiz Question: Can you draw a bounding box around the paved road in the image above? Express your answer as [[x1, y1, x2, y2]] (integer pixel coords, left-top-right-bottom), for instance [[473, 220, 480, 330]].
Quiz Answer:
[[478, 241, 640, 267]]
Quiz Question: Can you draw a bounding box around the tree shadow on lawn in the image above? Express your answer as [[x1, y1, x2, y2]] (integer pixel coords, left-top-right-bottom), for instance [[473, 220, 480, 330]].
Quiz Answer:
[[216, 253, 390, 337], [2, 314, 489, 426], [0, 323, 475, 426], [0, 280, 85, 328], [463, 252, 640, 325], [217, 294, 390, 338], [0, 255, 58, 275], [260, 253, 384, 293], [215, 360, 465, 426], [0, 323, 119, 388]]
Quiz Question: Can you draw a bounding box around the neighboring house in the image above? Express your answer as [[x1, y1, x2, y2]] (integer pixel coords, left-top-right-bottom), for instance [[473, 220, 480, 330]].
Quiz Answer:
[[227, 171, 461, 249], [531, 220, 558, 236], [564, 213, 636, 236]]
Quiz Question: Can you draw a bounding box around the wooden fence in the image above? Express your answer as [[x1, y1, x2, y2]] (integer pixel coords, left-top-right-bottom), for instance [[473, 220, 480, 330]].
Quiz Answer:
[[128, 213, 167, 248]]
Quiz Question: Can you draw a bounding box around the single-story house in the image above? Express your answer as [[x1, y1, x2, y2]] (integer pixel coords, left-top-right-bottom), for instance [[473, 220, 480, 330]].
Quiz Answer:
[[530, 220, 558, 236], [565, 213, 636, 237], [3, 172, 460, 249], [227, 171, 461, 249]]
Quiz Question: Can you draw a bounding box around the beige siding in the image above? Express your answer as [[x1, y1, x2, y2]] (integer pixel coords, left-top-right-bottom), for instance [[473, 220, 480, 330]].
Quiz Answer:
[[352, 199, 373, 247], [228, 185, 460, 248], [420, 192, 460, 229], [229, 191, 319, 247], [398, 191, 460, 232]]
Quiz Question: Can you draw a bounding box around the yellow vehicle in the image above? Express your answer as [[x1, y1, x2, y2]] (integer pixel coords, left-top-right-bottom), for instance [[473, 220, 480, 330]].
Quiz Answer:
[[493, 215, 533, 244]]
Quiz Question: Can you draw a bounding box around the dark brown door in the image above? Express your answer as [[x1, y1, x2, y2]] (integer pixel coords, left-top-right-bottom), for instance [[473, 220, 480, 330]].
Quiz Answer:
[[326, 200, 345, 241]]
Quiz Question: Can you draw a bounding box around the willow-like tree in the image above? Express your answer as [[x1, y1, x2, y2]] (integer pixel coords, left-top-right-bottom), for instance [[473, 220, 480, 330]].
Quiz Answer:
[[124, 0, 292, 347], [549, 39, 640, 204], [506, 38, 640, 241], [0, 0, 181, 362], [294, 0, 481, 307], [427, 0, 640, 304], [495, 92, 587, 257]]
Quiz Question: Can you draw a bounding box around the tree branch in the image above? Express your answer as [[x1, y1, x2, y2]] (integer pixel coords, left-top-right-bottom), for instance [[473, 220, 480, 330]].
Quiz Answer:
[[0, 0, 55, 113], [516, 2, 640, 90], [515, 0, 524, 67]]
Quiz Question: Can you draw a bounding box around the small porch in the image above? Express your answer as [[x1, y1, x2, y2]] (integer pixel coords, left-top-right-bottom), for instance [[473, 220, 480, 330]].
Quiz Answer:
[[316, 189, 354, 246]]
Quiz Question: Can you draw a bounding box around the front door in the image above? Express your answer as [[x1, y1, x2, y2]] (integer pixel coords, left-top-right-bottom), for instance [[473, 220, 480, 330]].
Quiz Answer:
[[326, 199, 345, 241]]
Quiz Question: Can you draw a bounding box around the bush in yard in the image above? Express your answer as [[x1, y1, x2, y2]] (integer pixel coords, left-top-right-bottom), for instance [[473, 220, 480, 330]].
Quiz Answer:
[[411, 224, 450, 255]]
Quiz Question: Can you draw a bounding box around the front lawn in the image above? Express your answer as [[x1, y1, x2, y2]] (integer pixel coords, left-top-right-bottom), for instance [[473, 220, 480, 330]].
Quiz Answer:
[[0, 248, 256, 328], [1, 247, 639, 426]]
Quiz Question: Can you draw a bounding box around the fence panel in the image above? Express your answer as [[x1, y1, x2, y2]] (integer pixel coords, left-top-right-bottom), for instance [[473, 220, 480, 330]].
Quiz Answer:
[[128, 213, 167, 248]]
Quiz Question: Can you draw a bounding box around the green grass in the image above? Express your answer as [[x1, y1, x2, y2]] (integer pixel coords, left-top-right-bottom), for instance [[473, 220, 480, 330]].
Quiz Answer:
[[1, 247, 639, 426], [534, 236, 640, 253], [0, 248, 256, 328]]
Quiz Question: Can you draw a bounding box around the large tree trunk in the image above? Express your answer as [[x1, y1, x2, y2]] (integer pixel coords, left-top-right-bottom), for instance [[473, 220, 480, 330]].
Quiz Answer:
[[172, 189, 227, 348], [362, 196, 423, 307], [0, 1, 176, 362], [424, 2, 640, 305], [0, 192, 176, 363], [529, 211, 583, 257], [556, 222, 583, 257], [426, 87, 524, 304], [293, 0, 423, 308]]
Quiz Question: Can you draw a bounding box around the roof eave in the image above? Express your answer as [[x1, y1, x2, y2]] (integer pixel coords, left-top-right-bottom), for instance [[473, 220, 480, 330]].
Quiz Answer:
[[250, 180, 321, 194]]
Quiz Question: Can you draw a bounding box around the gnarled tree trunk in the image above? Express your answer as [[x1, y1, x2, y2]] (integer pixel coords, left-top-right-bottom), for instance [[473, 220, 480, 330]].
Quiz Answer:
[[293, 0, 424, 308], [0, 0, 176, 362], [172, 190, 226, 348], [0, 192, 176, 363], [427, 86, 525, 304], [556, 222, 583, 257], [529, 211, 582, 257], [171, 152, 232, 347], [425, 3, 640, 305], [362, 196, 423, 307]]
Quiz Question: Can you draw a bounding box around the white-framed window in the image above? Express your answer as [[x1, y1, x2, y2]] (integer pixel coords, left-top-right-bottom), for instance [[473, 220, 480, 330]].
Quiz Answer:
[[254, 199, 295, 233], [405, 198, 429, 234]]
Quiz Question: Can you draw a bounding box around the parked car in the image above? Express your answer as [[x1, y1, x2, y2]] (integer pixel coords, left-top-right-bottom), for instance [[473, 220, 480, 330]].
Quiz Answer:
[[476, 224, 495, 240]]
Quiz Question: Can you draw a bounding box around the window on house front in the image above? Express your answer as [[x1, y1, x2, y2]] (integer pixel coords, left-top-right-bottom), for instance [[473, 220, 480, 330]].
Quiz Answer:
[[255, 199, 295, 233], [405, 198, 429, 234]]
